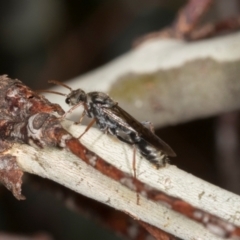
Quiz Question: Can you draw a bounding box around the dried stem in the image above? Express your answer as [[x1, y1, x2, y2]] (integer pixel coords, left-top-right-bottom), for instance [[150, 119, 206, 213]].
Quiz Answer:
[[7, 120, 240, 240]]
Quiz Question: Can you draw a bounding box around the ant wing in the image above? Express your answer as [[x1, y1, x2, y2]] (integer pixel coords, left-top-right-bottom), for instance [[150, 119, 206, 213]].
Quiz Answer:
[[102, 105, 176, 157]]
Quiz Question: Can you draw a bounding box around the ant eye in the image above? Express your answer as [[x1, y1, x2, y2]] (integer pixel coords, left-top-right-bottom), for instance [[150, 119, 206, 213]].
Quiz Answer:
[[65, 98, 70, 104]]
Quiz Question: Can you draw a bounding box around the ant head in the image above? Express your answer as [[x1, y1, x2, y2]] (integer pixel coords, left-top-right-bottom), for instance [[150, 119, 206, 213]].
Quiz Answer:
[[65, 89, 87, 106]]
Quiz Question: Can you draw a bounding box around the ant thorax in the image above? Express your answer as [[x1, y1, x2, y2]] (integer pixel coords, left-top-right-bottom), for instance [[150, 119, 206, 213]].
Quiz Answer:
[[87, 92, 117, 108], [83, 92, 117, 119]]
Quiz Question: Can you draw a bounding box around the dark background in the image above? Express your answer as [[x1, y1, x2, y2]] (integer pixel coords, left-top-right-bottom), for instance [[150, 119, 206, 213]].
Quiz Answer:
[[0, 0, 183, 89], [0, 1, 239, 239]]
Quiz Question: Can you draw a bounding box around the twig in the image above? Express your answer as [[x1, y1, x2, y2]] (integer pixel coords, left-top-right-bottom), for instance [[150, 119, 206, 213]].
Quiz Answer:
[[62, 121, 240, 225], [8, 144, 223, 240], [6, 120, 240, 240]]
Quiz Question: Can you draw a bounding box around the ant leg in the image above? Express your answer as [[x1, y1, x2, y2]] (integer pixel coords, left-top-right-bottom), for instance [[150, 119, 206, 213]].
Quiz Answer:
[[132, 145, 140, 205], [75, 111, 86, 125], [78, 118, 96, 139], [103, 128, 109, 135], [132, 145, 137, 179], [59, 102, 83, 121]]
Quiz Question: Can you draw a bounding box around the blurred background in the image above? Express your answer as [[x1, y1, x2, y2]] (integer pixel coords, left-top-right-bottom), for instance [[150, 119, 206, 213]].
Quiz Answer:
[[0, 0, 183, 89], [0, 0, 240, 239]]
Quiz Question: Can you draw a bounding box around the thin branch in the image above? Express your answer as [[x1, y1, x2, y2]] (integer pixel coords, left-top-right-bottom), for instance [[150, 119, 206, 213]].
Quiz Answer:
[[62, 121, 240, 225], [7, 120, 240, 240], [8, 145, 222, 240]]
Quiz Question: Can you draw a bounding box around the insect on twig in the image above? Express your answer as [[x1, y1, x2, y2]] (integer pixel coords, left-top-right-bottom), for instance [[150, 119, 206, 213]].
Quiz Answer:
[[47, 80, 176, 178]]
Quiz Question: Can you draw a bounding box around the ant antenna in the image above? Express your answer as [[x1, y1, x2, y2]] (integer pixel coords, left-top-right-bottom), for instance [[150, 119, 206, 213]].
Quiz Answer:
[[48, 80, 72, 91], [36, 90, 67, 97]]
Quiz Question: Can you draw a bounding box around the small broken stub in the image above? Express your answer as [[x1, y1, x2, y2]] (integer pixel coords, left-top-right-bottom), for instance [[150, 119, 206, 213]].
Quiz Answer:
[[0, 145, 25, 200]]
